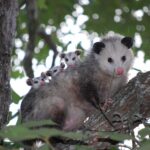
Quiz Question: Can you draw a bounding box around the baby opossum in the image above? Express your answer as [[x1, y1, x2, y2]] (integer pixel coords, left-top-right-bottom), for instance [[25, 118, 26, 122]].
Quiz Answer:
[[60, 50, 81, 68], [46, 63, 65, 78], [26, 75, 46, 89], [21, 33, 134, 131]]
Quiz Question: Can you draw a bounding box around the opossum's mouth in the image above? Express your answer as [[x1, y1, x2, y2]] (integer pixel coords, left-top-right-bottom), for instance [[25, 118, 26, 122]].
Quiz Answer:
[[68, 64, 76, 68], [40, 81, 45, 86], [115, 74, 124, 77]]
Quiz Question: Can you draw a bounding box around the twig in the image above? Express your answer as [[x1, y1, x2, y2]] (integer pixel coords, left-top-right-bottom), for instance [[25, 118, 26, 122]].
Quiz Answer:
[[37, 27, 58, 68], [23, 0, 38, 78]]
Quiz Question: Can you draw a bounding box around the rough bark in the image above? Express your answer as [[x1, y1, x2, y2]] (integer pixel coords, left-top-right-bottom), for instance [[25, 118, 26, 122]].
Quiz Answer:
[[0, 0, 18, 128], [84, 71, 150, 131]]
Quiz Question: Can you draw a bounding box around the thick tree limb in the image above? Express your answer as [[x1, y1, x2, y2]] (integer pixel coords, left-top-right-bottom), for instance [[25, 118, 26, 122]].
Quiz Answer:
[[0, 0, 18, 128], [55, 71, 150, 149], [23, 0, 59, 76], [84, 71, 150, 131], [23, 0, 38, 78], [37, 27, 58, 68]]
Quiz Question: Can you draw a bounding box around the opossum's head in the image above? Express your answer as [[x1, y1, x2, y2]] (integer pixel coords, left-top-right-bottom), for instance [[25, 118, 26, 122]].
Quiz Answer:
[[60, 50, 81, 67], [46, 63, 65, 77], [26, 77, 45, 89], [93, 35, 134, 77]]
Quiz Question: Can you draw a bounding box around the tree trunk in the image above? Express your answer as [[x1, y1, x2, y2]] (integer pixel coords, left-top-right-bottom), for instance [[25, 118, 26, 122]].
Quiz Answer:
[[0, 0, 18, 128]]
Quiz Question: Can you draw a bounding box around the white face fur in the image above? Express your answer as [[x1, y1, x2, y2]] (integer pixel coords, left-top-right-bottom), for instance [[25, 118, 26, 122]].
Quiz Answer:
[[62, 52, 80, 67], [32, 77, 43, 89], [27, 77, 45, 89], [49, 64, 65, 77], [94, 35, 134, 77], [50, 66, 62, 77]]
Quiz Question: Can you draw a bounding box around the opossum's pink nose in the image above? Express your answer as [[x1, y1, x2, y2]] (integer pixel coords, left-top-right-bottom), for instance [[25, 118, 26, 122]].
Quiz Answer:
[[116, 67, 124, 75], [40, 81, 45, 86]]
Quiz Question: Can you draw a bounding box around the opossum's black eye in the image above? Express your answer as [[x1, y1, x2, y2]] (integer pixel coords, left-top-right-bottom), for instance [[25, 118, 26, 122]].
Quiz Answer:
[[121, 56, 126, 62], [108, 57, 113, 63], [65, 58, 68, 62], [72, 57, 76, 61], [34, 81, 38, 84], [53, 69, 57, 73]]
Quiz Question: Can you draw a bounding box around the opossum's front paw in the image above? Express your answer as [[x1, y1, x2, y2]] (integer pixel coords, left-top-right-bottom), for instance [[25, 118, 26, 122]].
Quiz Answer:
[[102, 98, 113, 112]]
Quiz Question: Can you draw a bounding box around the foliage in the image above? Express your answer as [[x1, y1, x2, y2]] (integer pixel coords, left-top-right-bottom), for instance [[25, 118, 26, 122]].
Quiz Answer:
[[14, 0, 150, 77], [0, 120, 149, 149], [83, 0, 150, 55]]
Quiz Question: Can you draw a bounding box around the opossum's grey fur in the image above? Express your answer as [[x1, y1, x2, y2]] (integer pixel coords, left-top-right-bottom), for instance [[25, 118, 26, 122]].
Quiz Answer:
[[21, 33, 134, 131]]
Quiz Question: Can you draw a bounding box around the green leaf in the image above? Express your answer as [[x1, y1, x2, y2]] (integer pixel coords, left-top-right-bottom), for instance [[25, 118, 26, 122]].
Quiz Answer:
[[0, 125, 38, 141], [97, 131, 132, 142], [22, 120, 56, 128], [12, 89, 21, 104], [0, 119, 87, 143], [31, 128, 88, 140], [74, 145, 93, 150], [63, 131, 88, 140], [138, 127, 150, 139], [37, 0, 47, 9], [11, 70, 24, 79], [34, 46, 49, 63], [38, 144, 51, 150], [138, 140, 150, 150]]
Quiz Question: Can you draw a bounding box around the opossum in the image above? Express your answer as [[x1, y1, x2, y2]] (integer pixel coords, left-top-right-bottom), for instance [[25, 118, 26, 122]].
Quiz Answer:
[[60, 50, 81, 68], [26, 75, 46, 89], [21, 33, 134, 131], [79, 33, 134, 107], [46, 63, 65, 78]]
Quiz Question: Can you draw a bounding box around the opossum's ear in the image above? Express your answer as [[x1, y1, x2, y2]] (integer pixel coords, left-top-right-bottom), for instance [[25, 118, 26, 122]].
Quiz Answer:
[[41, 72, 47, 79], [60, 62, 65, 69], [75, 50, 81, 56], [60, 53, 66, 58], [121, 37, 133, 49], [26, 78, 33, 86], [46, 70, 52, 76], [93, 42, 105, 54]]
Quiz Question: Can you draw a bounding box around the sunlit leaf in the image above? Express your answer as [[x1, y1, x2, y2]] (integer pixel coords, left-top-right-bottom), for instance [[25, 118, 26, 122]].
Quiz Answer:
[[11, 70, 24, 79], [138, 127, 150, 139], [12, 89, 21, 104], [75, 145, 93, 150], [138, 140, 150, 150]]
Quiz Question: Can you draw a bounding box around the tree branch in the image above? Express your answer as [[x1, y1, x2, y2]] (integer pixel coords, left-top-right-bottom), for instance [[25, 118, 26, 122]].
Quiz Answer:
[[37, 27, 58, 68], [84, 71, 150, 131], [23, 0, 38, 78], [55, 71, 150, 149]]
